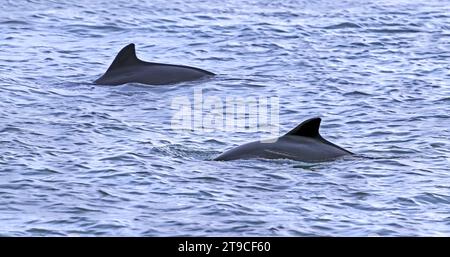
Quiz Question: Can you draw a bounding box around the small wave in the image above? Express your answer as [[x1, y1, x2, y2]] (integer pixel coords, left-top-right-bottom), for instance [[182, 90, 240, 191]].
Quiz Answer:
[[414, 193, 450, 205], [343, 91, 373, 97], [322, 22, 362, 29], [0, 20, 29, 25], [367, 28, 422, 34], [392, 197, 419, 206], [26, 228, 66, 236], [63, 24, 127, 33], [435, 97, 450, 103], [191, 176, 224, 182], [150, 144, 214, 160]]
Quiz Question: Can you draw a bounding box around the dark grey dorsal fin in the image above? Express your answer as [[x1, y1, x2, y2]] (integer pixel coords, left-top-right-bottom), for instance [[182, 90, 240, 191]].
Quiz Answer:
[[106, 43, 140, 72], [284, 117, 322, 138]]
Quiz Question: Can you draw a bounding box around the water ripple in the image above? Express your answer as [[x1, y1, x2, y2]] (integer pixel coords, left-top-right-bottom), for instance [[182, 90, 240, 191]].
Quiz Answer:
[[0, 0, 449, 236]]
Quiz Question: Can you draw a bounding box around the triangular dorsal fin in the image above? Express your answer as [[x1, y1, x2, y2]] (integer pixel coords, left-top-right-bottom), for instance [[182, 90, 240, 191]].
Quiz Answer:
[[106, 43, 140, 72], [284, 117, 322, 138]]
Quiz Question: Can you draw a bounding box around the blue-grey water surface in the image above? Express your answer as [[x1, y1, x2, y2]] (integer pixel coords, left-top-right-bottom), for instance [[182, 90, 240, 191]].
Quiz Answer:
[[0, 0, 449, 236]]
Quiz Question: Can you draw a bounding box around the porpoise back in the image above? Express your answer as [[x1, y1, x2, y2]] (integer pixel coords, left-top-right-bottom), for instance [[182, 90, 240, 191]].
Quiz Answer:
[[94, 43, 214, 85], [214, 117, 353, 162]]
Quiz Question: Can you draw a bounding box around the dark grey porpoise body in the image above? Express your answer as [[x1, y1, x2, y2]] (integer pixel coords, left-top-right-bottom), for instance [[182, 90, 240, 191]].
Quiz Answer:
[[214, 117, 353, 162], [94, 43, 214, 85]]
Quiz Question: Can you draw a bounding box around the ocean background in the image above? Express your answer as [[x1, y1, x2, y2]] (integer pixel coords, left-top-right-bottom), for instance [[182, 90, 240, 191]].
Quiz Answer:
[[0, 0, 449, 236]]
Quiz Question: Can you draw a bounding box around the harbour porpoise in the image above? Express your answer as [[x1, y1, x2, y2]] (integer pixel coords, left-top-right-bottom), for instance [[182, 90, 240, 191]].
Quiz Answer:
[[94, 43, 214, 85], [214, 117, 353, 162]]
